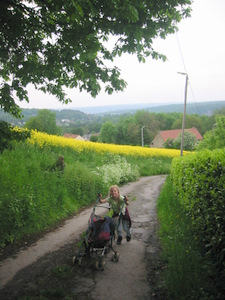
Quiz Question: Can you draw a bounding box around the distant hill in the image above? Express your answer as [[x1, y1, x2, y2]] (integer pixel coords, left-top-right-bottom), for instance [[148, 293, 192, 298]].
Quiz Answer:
[[75, 100, 225, 116], [73, 102, 166, 114], [0, 108, 95, 125], [145, 101, 225, 116], [1, 101, 225, 125]]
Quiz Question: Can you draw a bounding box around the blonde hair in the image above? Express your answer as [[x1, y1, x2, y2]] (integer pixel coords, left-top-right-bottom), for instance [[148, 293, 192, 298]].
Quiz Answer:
[[109, 185, 120, 197]]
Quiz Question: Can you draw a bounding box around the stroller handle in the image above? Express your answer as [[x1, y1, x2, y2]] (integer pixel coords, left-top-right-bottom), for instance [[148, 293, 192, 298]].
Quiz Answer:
[[93, 192, 101, 213], [123, 195, 128, 203]]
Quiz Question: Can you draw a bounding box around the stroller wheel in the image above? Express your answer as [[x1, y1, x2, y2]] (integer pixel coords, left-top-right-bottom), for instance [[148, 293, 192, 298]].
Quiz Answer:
[[112, 251, 120, 262], [95, 258, 106, 271], [72, 256, 82, 266], [95, 258, 100, 270], [72, 256, 77, 265], [100, 260, 106, 271]]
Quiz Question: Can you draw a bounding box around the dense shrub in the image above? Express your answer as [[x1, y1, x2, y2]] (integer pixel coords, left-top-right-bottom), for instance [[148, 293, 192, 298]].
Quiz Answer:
[[197, 115, 225, 150], [172, 131, 197, 151], [157, 176, 217, 299], [89, 135, 98, 142], [170, 149, 225, 285]]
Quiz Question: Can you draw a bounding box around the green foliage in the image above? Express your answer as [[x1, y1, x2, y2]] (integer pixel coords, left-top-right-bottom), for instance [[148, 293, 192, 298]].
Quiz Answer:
[[70, 127, 84, 136], [89, 134, 98, 142], [163, 138, 174, 149], [214, 107, 225, 116], [24, 116, 42, 132], [170, 149, 225, 292], [164, 131, 197, 151], [105, 110, 210, 147], [0, 143, 105, 247], [135, 110, 160, 142], [157, 177, 219, 299], [129, 156, 171, 176], [125, 123, 141, 145], [134, 110, 151, 125], [0, 121, 30, 152], [197, 115, 225, 150], [0, 107, 216, 148], [64, 162, 106, 207], [171, 114, 204, 135], [155, 113, 179, 130], [0, 0, 192, 117], [172, 131, 197, 151], [99, 121, 116, 143], [24, 109, 61, 135], [117, 115, 137, 144]]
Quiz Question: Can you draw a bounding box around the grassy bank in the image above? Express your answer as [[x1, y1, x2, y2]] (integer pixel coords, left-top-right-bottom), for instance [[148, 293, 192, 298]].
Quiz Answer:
[[0, 136, 173, 248]]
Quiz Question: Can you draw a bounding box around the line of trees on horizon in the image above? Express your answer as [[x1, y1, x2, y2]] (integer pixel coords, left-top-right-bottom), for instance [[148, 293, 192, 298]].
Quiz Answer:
[[19, 108, 225, 148]]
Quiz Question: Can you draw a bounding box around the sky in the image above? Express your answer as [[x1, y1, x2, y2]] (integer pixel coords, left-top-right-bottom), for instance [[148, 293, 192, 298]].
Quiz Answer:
[[17, 0, 225, 110]]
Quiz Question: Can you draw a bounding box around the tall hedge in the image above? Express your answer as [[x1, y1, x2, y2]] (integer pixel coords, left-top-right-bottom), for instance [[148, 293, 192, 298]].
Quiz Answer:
[[170, 149, 225, 275], [0, 143, 105, 247]]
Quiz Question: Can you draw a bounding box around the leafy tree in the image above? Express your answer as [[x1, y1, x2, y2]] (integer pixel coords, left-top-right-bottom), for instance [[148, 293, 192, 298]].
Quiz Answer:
[[121, 115, 136, 143], [173, 131, 197, 151], [200, 114, 215, 135], [114, 120, 127, 145], [99, 121, 116, 143], [148, 119, 161, 141], [126, 123, 140, 145], [87, 121, 102, 134], [171, 114, 203, 134], [155, 112, 180, 130], [0, 0, 192, 117], [24, 109, 61, 135], [135, 111, 170, 143], [197, 115, 225, 150], [69, 127, 84, 136], [135, 110, 152, 127], [25, 116, 42, 132]]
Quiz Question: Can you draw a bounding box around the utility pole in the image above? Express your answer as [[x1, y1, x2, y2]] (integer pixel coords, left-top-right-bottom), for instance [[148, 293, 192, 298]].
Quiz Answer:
[[178, 72, 188, 156], [141, 126, 145, 147]]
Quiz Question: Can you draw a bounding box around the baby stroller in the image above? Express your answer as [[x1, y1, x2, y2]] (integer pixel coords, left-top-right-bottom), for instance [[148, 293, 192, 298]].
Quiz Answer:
[[72, 193, 120, 270]]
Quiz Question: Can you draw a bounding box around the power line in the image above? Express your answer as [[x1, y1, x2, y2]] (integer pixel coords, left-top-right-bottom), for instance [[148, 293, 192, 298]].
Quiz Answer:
[[176, 33, 188, 74], [176, 32, 201, 115]]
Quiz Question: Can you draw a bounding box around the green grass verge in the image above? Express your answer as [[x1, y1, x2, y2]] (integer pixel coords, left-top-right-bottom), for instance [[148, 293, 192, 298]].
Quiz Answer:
[[157, 176, 219, 299]]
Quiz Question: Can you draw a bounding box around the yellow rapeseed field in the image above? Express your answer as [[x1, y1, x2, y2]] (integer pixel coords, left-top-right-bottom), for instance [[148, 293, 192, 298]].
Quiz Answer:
[[28, 130, 187, 158]]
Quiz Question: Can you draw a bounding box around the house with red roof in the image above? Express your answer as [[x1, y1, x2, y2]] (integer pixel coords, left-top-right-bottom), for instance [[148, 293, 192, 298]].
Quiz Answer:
[[150, 127, 203, 148], [63, 133, 85, 141]]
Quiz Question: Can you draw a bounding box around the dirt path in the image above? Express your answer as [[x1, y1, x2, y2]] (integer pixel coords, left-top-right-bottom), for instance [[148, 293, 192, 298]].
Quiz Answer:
[[0, 175, 167, 300]]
